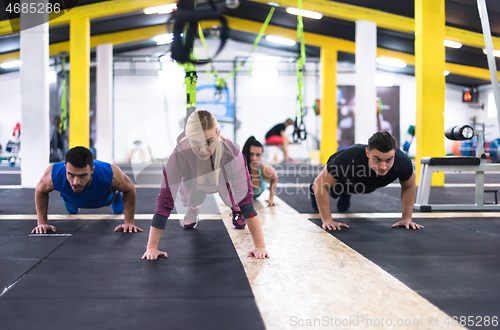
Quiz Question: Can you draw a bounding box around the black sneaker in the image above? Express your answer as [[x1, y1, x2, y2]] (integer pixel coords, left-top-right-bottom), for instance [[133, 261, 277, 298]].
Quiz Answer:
[[231, 210, 246, 229], [337, 194, 351, 212], [309, 183, 319, 213]]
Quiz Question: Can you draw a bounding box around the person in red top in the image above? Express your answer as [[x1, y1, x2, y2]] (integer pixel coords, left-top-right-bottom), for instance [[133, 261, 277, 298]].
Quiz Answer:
[[265, 118, 295, 162], [142, 110, 268, 260]]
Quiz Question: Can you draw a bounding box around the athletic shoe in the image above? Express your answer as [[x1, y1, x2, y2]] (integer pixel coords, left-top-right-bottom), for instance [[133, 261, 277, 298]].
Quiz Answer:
[[337, 194, 351, 212], [64, 202, 80, 214], [309, 183, 319, 213], [111, 192, 124, 214], [231, 210, 246, 229], [183, 206, 200, 229]]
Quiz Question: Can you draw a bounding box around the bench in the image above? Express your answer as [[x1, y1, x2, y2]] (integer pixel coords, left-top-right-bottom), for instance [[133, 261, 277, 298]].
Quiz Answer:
[[414, 156, 500, 211], [264, 142, 308, 164]]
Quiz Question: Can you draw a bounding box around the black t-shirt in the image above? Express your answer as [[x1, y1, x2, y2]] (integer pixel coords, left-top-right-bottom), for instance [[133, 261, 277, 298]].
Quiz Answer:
[[326, 144, 413, 195], [265, 123, 286, 139]]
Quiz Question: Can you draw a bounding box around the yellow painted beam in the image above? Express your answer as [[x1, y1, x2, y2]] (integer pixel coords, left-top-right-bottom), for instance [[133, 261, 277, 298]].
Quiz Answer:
[[445, 62, 493, 81], [220, 17, 351, 51], [248, 0, 500, 50], [250, 0, 414, 33], [0, 17, 496, 84], [320, 46, 337, 164], [0, 19, 20, 36], [224, 16, 498, 81], [69, 16, 90, 148], [0, 0, 174, 35], [51, 0, 176, 25], [50, 41, 70, 55], [90, 25, 167, 48], [445, 25, 499, 50], [1, 18, 498, 84], [377, 48, 415, 66], [415, 0, 445, 186], [0, 51, 21, 63], [2, 0, 500, 52], [0, 25, 167, 65]]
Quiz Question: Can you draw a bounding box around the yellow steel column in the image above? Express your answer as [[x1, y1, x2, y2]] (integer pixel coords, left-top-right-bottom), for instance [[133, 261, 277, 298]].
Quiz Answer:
[[415, 0, 445, 185], [320, 46, 338, 164], [69, 15, 90, 148]]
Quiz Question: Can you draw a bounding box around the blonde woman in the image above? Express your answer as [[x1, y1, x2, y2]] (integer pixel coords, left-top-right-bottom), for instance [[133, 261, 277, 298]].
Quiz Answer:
[[143, 110, 268, 260]]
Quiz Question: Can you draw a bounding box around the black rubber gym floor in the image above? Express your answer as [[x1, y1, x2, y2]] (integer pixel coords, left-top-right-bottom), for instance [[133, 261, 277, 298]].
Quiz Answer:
[[276, 181, 491, 214], [0, 174, 20, 185], [273, 164, 500, 329], [2, 163, 500, 329], [0, 219, 265, 330], [277, 185, 500, 214], [308, 217, 500, 330], [0, 164, 264, 330], [0, 188, 162, 214]]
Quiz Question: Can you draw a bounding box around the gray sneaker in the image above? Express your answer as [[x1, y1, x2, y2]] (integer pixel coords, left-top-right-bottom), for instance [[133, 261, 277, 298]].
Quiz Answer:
[[183, 206, 200, 229]]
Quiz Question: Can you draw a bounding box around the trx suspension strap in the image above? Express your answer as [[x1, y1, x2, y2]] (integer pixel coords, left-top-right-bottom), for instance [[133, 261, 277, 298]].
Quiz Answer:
[[198, 24, 227, 102], [59, 56, 68, 134], [168, 0, 229, 119], [174, 47, 198, 118], [293, 0, 307, 143], [183, 62, 198, 116], [198, 7, 276, 101]]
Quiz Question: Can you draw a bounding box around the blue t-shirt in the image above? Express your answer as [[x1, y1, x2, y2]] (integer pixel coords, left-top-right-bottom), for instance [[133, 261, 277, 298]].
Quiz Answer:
[[52, 160, 114, 208]]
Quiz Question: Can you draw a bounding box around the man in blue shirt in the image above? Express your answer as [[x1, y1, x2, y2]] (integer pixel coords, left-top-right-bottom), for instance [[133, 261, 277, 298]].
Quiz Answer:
[[32, 146, 142, 234]]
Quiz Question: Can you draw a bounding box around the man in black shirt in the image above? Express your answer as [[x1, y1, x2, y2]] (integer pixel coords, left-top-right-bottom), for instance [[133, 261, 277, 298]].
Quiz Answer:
[[265, 118, 295, 162], [310, 131, 423, 231]]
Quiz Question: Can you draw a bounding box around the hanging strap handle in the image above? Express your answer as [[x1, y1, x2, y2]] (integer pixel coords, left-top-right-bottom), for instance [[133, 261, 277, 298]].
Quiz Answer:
[[293, 0, 307, 142], [184, 64, 198, 110], [168, 0, 228, 65], [59, 56, 68, 134]]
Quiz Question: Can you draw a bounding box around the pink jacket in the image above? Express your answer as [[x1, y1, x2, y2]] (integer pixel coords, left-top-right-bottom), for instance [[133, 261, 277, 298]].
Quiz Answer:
[[154, 132, 254, 218]]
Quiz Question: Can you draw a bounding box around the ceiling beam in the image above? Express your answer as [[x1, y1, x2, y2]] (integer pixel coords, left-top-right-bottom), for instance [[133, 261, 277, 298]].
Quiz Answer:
[[252, 0, 414, 33], [0, 51, 20, 63], [249, 0, 500, 50], [0, 0, 174, 36], [445, 62, 492, 81], [0, 25, 167, 64], [218, 16, 496, 81], [0, 16, 495, 82], [1, 0, 498, 52], [90, 25, 167, 47], [221, 17, 353, 52]]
